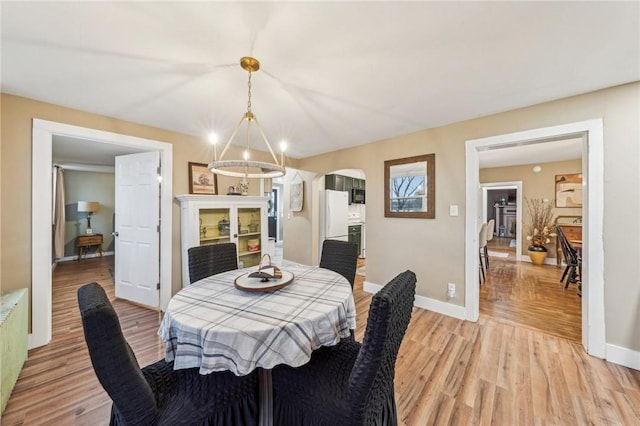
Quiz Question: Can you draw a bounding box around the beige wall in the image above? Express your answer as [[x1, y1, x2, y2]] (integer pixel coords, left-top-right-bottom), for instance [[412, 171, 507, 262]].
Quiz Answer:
[[279, 168, 317, 265], [294, 82, 640, 352], [480, 159, 583, 257], [0, 94, 3, 295], [2, 82, 639, 353]]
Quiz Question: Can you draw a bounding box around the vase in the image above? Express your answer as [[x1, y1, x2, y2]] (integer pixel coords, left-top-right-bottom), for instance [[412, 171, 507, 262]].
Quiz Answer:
[[527, 244, 548, 265]]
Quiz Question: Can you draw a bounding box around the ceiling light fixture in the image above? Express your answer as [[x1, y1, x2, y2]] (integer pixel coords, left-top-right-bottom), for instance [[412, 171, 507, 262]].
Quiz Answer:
[[208, 57, 286, 179]]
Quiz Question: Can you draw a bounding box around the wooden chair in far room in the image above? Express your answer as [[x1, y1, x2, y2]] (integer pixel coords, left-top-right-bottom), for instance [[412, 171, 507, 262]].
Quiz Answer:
[[319, 239, 359, 289], [272, 270, 416, 426], [484, 219, 495, 269], [77, 282, 259, 425], [556, 226, 582, 294], [479, 223, 488, 285], [188, 242, 238, 284]]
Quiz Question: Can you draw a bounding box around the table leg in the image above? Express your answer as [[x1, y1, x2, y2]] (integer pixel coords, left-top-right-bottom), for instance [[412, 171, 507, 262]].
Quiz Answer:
[[258, 368, 273, 426]]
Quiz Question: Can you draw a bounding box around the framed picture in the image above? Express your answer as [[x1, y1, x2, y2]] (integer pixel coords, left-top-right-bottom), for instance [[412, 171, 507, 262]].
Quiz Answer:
[[189, 162, 218, 195], [556, 215, 582, 225], [289, 172, 304, 212], [290, 182, 303, 212], [555, 173, 582, 208]]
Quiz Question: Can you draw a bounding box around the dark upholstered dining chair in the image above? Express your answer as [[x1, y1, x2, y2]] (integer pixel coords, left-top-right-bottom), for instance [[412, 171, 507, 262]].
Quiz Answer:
[[272, 270, 416, 426], [188, 242, 238, 284], [319, 239, 359, 289], [78, 282, 259, 426]]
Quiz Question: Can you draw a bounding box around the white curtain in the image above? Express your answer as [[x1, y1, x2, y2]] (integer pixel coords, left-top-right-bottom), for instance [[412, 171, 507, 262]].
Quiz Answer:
[[53, 166, 66, 259]]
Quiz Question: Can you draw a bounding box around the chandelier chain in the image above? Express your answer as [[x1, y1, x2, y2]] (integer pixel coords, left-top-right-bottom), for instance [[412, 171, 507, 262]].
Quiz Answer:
[[247, 71, 252, 114]]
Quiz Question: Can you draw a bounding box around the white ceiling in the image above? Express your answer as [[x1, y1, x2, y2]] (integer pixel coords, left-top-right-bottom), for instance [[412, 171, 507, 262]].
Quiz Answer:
[[2, 2, 639, 164], [478, 137, 583, 169], [52, 134, 146, 166]]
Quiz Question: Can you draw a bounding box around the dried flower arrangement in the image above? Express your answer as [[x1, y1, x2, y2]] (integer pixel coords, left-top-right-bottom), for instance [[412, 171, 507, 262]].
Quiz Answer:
[[525, 197, 557, 250]]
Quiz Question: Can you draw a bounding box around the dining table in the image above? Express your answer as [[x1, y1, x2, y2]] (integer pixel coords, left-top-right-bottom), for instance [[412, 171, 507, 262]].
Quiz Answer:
[[158, 260, 356, 426]]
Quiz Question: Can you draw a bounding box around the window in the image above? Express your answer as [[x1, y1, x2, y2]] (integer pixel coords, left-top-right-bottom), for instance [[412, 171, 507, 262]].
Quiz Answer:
[[384, 154, 435, 219]]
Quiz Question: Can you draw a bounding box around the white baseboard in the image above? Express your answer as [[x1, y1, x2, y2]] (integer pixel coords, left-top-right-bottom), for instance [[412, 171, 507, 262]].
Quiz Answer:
[[414, 295, 466, 319], [607, 344, 640, 371], [363, 281, 466, 320], [58, 251, 114, 262]]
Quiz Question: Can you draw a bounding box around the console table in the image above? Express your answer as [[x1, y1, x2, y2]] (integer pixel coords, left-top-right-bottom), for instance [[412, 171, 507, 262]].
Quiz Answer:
[[77, 234, 103, 260]]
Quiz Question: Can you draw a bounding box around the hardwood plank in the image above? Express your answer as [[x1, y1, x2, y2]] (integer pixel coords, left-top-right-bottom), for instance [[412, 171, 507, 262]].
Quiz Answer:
[[610, 390, 640, 425], [513, 327, 534, 424], [492, 385, 515, 426], [473, 378, 496, 426]]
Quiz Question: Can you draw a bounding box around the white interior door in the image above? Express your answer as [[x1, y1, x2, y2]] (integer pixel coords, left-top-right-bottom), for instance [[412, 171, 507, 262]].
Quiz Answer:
[[114, 151, 160, 307]]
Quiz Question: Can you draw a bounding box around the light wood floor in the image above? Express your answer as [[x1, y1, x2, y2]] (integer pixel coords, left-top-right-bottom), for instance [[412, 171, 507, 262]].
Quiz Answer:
[[481, 243, 582, 342], [3, 257, 639, 425]]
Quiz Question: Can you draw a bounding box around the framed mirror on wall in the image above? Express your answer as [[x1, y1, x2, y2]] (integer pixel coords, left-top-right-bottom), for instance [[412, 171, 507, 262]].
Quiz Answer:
[[384, 153, 435, 218]]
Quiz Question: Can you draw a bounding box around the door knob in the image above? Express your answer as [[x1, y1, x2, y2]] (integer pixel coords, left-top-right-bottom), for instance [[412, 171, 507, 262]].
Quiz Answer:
[[112, 232, 119, 237]]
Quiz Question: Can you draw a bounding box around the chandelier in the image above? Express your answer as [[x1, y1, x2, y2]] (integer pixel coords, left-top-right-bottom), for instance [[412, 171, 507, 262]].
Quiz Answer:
[[208, 57, 286, 178]]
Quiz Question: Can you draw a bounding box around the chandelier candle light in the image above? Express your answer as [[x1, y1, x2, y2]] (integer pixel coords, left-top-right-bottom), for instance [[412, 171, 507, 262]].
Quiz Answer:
[[208, 57, 287, 179]]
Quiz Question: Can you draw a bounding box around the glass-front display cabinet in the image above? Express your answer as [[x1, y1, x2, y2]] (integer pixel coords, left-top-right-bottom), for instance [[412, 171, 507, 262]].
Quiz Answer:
[[176, 195, 271, 286]]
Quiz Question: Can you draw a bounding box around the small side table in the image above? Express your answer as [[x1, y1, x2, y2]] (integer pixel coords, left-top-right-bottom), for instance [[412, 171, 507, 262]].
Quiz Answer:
[[77, 234, 103, 260]]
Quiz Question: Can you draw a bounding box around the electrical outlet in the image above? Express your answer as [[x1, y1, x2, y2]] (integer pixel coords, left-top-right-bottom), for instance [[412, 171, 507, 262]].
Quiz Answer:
[[447, 283, 456, 298]]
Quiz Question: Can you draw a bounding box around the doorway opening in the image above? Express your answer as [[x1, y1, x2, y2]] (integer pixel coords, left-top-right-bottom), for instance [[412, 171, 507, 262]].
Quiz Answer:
[[268, 181, 284, 263], [481, 183, 522, 260], [318, 169, 367, 266], [465, 119, 605, 358], [30, 119, 173, 349], [479, 180, 583, 342]]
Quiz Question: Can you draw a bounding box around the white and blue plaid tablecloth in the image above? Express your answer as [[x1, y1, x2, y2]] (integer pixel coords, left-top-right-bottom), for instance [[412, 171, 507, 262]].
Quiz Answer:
[[158, 261, 356, 376]]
